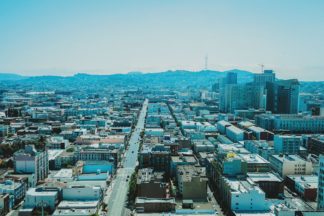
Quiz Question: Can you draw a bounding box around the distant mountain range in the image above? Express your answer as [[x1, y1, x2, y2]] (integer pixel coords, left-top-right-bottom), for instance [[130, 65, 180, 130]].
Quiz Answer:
[[0, 73, 26, 80], [0, 69, 255, 89], [0, 69, 253, 82], [0, 70, 322, 91]]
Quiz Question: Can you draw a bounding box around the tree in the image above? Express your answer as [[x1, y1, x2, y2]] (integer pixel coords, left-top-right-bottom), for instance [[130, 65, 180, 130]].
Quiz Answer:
[[66, 147, 74, 152], [128, 172, 138, 206]]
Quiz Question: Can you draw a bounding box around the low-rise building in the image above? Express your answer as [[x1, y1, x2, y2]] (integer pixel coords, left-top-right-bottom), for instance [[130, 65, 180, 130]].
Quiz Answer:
[[239, 154, 271, 173], [170, 155, 198, 177], [135, 197, 176, 213], [137, 168, 168, 198], [0, 194, 10, 216], [62, 186, 102, 201], [255, 114, 324, 133], [226, 125, 245, 142], [269, 155, 313, 177], [52, 200, 99, 216], [24, 187, 59, 211], [46, 136, 70, 149], [247, 172, 284, 198], [176, 165, 208, 201], [286, 175, 318, 201], [244, 140, 275, 160], [0, 179, 26, 207], [221, 177, 270, 213]]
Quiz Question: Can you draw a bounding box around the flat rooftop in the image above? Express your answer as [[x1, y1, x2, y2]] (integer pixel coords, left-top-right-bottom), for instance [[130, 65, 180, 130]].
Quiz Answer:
[[26, 188, 58, 196], [225, 177, 264, 195], [239, 154, 270, 164], [137, 168, 164, 184], [177, 165, 206, 182], [48, 149, 64, 160], [271, 154, 307, 163], [171, 155, 197, 163], [227, 125, 244, 134], [247, 172, 283, 182], [53, 169, 73, 179]]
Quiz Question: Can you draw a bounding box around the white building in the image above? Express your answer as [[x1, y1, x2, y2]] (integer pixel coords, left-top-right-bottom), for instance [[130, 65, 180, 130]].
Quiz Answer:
[[24, 187, 59, 210], [52, 200, 99, 216], [318, 155, 324, 210], [46, 136, 70, 149], [269, 155, 312, 177], [224, 177, 270, 212], [14, 145, 49, 182], [62, 186, 102, 201]]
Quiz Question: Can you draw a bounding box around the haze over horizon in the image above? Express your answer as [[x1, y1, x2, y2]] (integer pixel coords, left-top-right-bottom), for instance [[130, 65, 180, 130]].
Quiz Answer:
[[1, 0, 324, 80]]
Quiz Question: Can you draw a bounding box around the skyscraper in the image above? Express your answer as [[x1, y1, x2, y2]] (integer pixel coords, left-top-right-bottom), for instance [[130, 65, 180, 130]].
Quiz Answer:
[[225, 72, 237, 85], [266, 79, 300, 114], [253, 70, 276, 85], [221, 83, 266, 113], [220, 72, 238, 112]]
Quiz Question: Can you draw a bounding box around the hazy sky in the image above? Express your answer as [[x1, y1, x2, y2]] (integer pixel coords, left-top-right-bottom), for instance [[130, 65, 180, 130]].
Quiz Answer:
[[0, 0, 324, 80]]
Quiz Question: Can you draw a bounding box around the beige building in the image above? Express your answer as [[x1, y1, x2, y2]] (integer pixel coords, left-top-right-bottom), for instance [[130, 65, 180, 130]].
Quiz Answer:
[[269, 155, 312, 177]]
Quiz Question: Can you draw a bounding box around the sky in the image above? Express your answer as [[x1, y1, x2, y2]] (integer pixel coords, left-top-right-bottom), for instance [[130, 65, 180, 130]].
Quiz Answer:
[[0, 0, 324, 80]]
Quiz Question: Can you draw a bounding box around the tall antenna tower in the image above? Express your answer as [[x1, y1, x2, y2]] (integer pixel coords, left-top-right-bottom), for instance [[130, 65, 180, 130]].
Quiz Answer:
[[259, 64, 264, 73], [205, 55, 208, 70]]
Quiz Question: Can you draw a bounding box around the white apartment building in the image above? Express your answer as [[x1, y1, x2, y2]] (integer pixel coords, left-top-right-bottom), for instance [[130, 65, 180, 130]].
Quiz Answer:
[[13, 145, 49, 182]]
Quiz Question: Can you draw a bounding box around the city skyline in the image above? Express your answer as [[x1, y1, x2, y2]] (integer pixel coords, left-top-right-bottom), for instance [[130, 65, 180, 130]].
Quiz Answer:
[[1, 0, 324, 81]]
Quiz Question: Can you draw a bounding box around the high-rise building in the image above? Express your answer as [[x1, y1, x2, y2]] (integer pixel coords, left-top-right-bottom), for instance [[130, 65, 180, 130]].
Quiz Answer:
[[266, 79, 300, 114], [220, 72, 237, 112], [13, 145, 49, 182], [318, 155, 324, 210], [253, 70, 276, 85], [225, 72, 237, 84], [220, 84, 266, 113]]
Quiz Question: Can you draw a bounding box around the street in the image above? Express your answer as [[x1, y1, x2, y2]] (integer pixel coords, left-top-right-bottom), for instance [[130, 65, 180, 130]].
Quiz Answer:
[[105, 99, 148, 216]]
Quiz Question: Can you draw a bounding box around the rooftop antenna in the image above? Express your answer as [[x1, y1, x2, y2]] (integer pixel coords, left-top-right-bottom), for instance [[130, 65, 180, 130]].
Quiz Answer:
[[205, 55, 208, 70]]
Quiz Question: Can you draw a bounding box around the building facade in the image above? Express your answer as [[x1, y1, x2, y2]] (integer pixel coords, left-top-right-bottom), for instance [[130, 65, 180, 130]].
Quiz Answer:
[[13, 145, 49, 182], [318, 155, 324, 210], [266, 79, 299, 114]]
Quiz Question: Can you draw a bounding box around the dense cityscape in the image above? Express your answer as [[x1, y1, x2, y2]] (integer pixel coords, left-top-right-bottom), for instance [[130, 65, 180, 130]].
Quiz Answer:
[[0, 69, 323, 216]]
